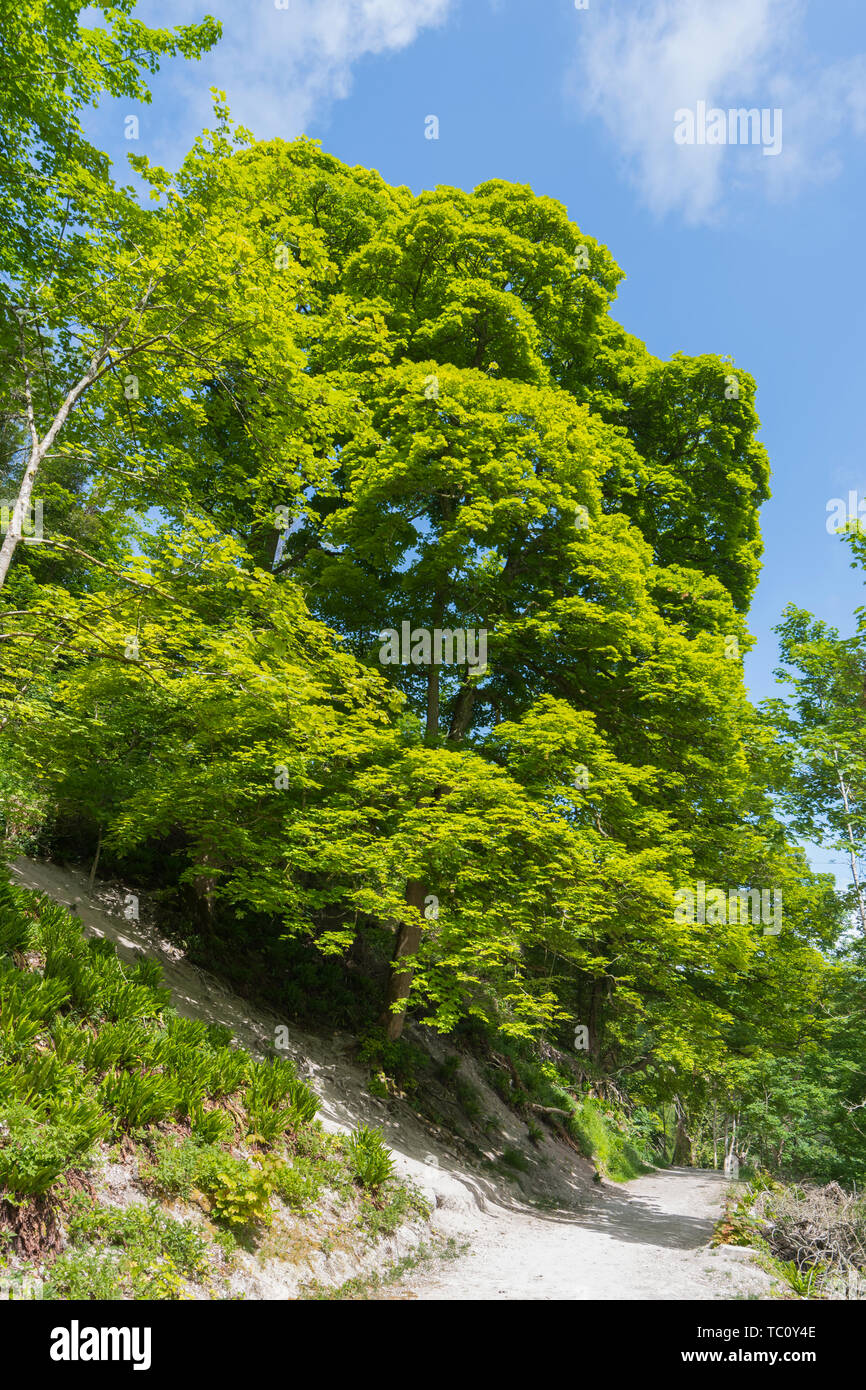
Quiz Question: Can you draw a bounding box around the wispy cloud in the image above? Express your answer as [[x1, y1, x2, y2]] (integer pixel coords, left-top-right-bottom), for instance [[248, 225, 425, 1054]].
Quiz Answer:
[[123, 0, 453, 160], [570, 0, 866, 223]]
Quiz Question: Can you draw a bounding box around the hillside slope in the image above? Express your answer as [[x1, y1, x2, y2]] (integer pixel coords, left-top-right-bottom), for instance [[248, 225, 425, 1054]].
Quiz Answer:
[[5, 857, 775, 1300]]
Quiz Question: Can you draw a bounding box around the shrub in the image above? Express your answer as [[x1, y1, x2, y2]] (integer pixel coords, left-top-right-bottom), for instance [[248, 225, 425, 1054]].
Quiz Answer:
[[203, 1158, 274, 1229], [345, 1126, 395, 1191], [244, 1059, 319, 1143], [0, 1100, 108, 1196]]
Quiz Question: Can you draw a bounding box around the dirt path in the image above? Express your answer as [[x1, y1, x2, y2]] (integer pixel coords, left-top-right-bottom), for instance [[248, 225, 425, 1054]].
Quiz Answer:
[[399, 1167, 775, 1300], [8, 856, 774, 1301]]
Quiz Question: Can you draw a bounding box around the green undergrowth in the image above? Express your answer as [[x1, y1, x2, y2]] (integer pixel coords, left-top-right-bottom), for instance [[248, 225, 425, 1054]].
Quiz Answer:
[[0, 877, 427, 1298], [357, 1020, 657, 1184], [567, 1097, 653, 1182], [481, 1036, 658, 1181]]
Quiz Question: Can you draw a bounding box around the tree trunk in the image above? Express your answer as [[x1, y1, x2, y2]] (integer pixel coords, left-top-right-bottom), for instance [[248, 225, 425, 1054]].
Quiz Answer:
[[88, 829, 103, 889], [832, 749, 866, 934], [380, 878, 427, 1041], [192, 844, 221, 929], [672, 1096, 693, 1165], [448, 681, 476, 742], [0, 311, 112, 587], [426, 665, 440, 740]]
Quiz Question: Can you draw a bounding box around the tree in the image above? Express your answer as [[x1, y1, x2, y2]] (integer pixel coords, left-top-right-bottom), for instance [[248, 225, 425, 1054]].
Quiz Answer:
[[763, 606, 866, 934], [0, 0, 219, 280], [0, 0, 221, 587]]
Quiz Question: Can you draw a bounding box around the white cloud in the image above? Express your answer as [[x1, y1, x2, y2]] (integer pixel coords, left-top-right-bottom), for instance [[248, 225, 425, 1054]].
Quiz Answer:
[[129, 0, 453, 158], [570, 0, 866, 223]]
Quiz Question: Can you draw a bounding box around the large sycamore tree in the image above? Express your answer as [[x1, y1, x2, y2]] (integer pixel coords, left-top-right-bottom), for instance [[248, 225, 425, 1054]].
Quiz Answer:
[[0, 3, 837, 1143]]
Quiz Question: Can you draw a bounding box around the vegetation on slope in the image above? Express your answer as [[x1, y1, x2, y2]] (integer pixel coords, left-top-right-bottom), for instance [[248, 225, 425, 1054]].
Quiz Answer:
[[0, 0, 865, 1224], [0, 879, 427, 1299]]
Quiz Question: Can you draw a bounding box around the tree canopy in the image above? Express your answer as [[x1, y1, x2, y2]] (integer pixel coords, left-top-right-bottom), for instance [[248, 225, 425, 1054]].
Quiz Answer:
[[1, 6, 863, 1185]]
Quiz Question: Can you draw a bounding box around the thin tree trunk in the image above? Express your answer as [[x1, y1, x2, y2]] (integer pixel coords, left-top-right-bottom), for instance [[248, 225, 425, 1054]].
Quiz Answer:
[[380, 878, 427, 1041], [88, 829, 103, 889], [0, 288, 161, 589], [0, 313, 113, 587], [832, 748, 866, 934], [426, 665, 440, 740], [672, 1095, 692, 1166]]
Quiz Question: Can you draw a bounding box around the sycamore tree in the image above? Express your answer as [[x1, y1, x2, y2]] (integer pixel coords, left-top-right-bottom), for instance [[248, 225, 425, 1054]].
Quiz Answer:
[[0, 65, 838, 1092], [90, 136, 824, 1055], [762, 606, 866, 934]]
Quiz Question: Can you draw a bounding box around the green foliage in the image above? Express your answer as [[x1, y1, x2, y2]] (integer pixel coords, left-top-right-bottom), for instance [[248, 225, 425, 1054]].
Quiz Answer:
[[138, 1135, 219, 1201], [345, 1126, 395, 1191], [358, 1034, 429, 1096], [204, 1158, 274, 1229], [47, 1193, 211, 1300], [500, 1147, 530, 1174], [0, 888, 328, 1208], [567, 1098, 652, 1182], [261, 1154, 322, 1212], [0, 15, 859, 1186], [0, 1100, 108, 1196], [357, 1181, 429, 1239], [244, 1059, 319, 1144], [187, 1104, 236, 1146], [0, 880, 32, 955], [97, 1070, 180, 1131]]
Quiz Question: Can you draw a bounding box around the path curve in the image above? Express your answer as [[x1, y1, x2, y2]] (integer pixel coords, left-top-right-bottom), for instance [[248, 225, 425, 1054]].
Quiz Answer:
[[400, 1168, 774, 1300]]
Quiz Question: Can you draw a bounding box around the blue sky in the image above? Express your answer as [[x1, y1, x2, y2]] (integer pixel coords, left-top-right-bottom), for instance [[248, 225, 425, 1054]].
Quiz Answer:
[[82, 0, 866, 881]]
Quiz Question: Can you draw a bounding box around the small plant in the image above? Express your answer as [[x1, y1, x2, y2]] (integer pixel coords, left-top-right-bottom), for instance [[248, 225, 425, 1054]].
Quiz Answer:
[[188, 1103, 235, 1146], [773, 1258, 824, 1298], [204, 1159, 274, 1229], [0, 1100, 108, 1196], [357, 1182, 429, 1239], [98, 1069, 180, 1130], [345, 1126, 395, 1191], [501, 1146, 530, 1173], [244, 1058, 319, 1143]]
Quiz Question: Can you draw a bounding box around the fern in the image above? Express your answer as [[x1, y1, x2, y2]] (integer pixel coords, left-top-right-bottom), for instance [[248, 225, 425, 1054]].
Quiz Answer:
[[345, 1126, 395, 1190]]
